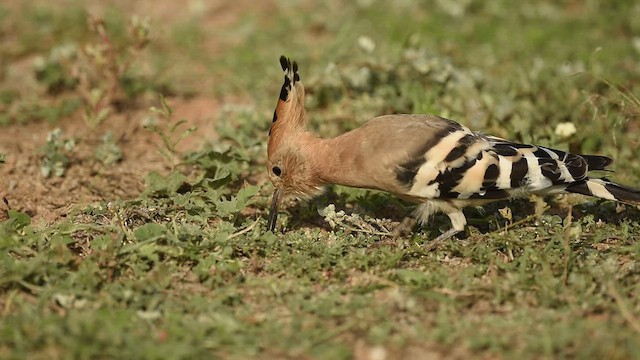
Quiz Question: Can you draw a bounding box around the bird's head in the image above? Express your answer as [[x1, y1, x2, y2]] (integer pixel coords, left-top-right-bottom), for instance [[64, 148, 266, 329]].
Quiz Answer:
[[266, 56, 323, 231]]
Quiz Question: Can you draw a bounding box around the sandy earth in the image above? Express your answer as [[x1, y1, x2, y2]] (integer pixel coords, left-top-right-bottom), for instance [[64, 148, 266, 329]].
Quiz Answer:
[[0, 0, 270, 225], [0, 96, 221, 224]]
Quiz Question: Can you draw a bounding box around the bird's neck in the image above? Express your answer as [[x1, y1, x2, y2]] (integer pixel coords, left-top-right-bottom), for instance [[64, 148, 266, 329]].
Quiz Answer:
[[300, 130, 370, 188]]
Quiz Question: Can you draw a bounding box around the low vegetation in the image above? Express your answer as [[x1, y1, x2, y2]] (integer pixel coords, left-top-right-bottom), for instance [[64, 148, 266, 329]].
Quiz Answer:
[[1, 1, 639, 358]]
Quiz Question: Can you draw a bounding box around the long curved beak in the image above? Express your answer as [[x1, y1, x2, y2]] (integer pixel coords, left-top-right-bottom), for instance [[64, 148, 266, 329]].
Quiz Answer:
[[267, 188, 282, 232]]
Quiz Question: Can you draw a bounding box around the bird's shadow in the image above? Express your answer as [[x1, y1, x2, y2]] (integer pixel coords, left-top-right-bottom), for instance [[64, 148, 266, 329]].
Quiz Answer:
[[284, 187, 409, 232], [281, 187, 640, 239]]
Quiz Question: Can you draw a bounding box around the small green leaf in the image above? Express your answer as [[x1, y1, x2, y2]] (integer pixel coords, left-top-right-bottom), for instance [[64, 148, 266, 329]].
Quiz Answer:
[[215, 197, 240, 217], [214, 185, 260, 218], [394, 269, 429, 285], [160, 94, 173, 117], [0, 210, 32, 238], [143, 171, 188, 196], [95, 107, 111, 125], [134, 223, 167, 241], [236, 185, 260, 206], [8, 210, 31, 229], [169, 119, 188, 133], [94, 132, 123, 165]]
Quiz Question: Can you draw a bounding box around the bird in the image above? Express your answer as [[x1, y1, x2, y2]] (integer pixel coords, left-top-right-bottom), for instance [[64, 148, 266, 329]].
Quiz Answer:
[[266, 55, 640, 242]]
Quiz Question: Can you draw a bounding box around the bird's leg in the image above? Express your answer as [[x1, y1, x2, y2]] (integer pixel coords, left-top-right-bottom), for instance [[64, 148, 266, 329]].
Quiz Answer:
[[424, 210, 467, 250], [431, 227, 461, 243], [391, 216, 417, 238]]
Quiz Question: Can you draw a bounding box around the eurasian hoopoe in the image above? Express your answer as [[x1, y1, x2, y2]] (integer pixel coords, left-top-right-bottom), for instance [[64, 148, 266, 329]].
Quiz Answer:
[[267, 56, 640, 242]]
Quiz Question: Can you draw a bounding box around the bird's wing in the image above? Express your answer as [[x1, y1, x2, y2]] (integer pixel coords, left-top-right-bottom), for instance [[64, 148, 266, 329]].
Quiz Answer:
[[385, 118, 613, 201]]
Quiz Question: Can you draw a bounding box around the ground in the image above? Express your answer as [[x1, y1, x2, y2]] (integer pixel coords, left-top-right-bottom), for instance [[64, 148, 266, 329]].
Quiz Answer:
[[0, 0, 258, 224], [0, 96, 218, 223], [1, 1, 640, 359]]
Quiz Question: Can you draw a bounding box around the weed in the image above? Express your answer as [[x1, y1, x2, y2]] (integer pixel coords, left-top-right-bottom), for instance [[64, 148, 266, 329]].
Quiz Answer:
[[39, 128, 75, 177], [94, 131, 123, 166], [143, 147, 259, 224], [33, 43, 79, 94], [144, 95, 197, 168], [75, 14, 151, 128], [28, 13, 151, 128]]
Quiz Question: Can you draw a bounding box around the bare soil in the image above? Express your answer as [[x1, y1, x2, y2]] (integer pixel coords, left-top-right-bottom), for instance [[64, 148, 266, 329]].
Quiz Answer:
[[0, 96, 219, 225], [0, 0, 271, 225]]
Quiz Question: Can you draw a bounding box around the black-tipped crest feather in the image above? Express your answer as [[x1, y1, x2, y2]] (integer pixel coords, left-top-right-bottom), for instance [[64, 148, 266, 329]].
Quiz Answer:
[[277, 55, 300, 102], [271, 56, 303, 135]]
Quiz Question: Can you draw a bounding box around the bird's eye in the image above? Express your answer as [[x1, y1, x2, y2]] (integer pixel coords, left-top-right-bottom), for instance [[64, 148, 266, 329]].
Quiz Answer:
[[272, 166, 282, 177]]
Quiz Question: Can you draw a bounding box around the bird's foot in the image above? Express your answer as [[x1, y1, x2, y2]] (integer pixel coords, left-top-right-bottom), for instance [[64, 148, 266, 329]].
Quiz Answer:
[[423, 227, 468, 251], [391, 217, 417, 238]]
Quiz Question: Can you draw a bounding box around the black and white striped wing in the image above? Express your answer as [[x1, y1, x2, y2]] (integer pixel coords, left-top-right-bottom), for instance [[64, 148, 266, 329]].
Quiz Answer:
[[401, 129, 613, 201]]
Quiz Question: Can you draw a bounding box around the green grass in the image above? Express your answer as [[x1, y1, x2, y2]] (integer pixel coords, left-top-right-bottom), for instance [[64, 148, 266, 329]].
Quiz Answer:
[[2, 1, 640, 359]]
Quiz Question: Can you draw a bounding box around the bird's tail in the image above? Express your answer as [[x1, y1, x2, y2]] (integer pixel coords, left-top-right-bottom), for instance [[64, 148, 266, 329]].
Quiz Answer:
[[565, 178, 640, 205]]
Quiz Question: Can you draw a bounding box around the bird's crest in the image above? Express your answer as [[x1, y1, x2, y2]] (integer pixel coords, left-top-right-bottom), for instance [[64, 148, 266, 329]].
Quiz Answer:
[[268, 56, 307, 157]]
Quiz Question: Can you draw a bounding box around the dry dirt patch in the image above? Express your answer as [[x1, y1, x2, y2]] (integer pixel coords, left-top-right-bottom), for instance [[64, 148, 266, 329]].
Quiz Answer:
[[0, 96, 219, 225], [0, 0, 274, 225]]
